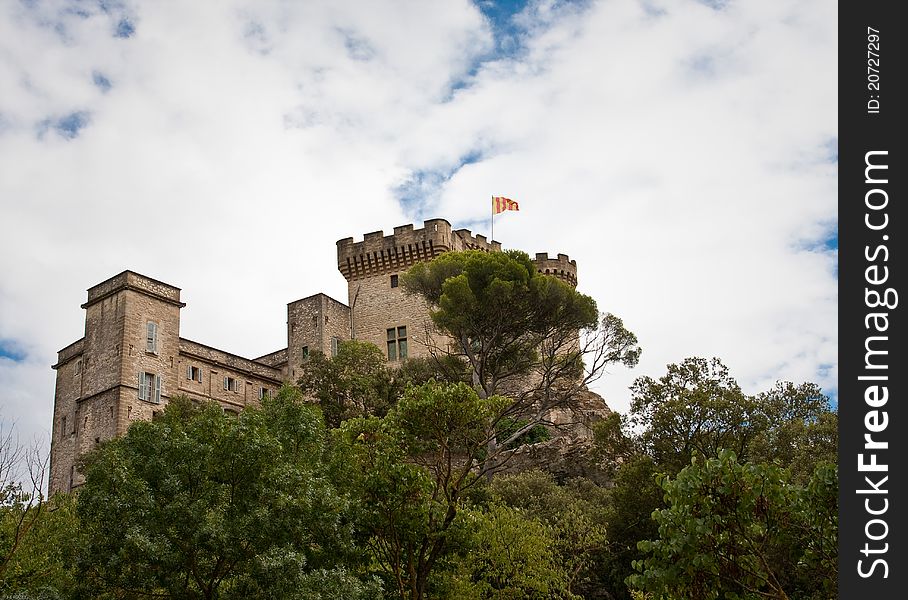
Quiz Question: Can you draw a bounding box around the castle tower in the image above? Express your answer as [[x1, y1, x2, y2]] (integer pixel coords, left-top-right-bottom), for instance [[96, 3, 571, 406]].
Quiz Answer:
[[49, 271, 184, 493], [285, 294, 351, 380], [336, 219, 456, 361], [334, 219, 578, 363]]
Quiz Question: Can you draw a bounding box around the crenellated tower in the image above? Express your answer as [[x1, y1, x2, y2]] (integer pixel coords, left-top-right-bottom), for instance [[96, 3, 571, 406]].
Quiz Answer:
[[335, 219, 580, 361]]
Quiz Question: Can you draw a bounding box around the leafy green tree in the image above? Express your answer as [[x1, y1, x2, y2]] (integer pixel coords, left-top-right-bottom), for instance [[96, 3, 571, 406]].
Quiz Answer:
[[629, 451, 837, 600], [592, 358, 837, 600], [1, 421, 77, 598], [443, 504, 578, 600], [594, 456, 663, 600], [298, 340, 397, 428], [75, 390, 373, 599], [297, 340, 472, 429], [403, 249, 640, 458], [0, 493, 79, 599], [341, 381, 509, 600], [488, 470, 608, 597], [604, 358, 837, 476], [748, 382, 838, 483]]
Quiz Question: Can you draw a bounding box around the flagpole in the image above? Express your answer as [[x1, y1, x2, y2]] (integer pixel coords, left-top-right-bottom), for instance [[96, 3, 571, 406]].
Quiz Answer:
[[491, 195, 494, 243]]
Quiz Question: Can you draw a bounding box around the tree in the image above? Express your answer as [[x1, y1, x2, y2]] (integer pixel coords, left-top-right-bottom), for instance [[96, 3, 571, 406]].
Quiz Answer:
[[297, 340, 397, 428], [403, 250, 640, 462], [443, 504, 578, 600], [592, 358, 838, 599], [341, 381, 510, 600], [629, 451, 837, 600], [75, 390, 374, 599], [1, 421, 77, 597], [297, 340, 472, 429], [597, 357, 837, 476], [487, 470, 608, 597]]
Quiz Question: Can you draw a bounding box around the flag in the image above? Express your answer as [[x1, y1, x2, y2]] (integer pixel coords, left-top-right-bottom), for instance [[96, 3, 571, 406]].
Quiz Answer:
[[492, 196, 519, 214]]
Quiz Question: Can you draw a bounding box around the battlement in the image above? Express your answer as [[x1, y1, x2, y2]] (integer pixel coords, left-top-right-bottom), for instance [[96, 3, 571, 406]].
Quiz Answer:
[[451, 228, 502, 253], [534, 252, 578, 287], [337, 219, 454, 282], [83, 270, 185, 309]]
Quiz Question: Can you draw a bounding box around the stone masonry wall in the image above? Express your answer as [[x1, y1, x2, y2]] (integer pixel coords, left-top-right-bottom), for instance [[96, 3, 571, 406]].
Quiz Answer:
[[286, 294, 352, 380], [48, 343, 83, 493]]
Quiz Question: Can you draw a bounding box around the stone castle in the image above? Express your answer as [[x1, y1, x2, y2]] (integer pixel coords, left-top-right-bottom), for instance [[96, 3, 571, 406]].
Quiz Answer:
[[48, 218, 581, 494]]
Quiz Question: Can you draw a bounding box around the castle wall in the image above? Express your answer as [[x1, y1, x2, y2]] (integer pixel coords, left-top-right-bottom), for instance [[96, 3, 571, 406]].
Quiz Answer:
[[286, 294, 351, 380], [49, 341, 83, 493], [178, 339, 283, 410], [349, 273, 437, 361]]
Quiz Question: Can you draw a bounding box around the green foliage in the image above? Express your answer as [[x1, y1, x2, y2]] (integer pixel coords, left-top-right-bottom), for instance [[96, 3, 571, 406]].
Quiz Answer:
[[402, 250, 620, 401], [0, 494, 79, 598], [594, 358, 837, 600], [75, 390, 373, 599], [626, 358, 755, 472], [403, 249, 640, 477], [488, 471, 608, 597], [619, 358, 837, 476], [341, 382, 510, 600], [494, 418, 550, 449], [443, 504, 578, 600], [595, 457, 664, 600], [629, 451, 837, 600], [297, 340, 472, 429], [297, 340, 397, 428]]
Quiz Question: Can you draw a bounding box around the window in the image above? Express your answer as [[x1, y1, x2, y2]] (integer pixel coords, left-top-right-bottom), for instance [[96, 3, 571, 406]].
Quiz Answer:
[[302, 345, 309, 360], [146, 321, 158, 354], [331, 337, 340, 357], [61, 416, 67, 441], [224, 376, 239, 392], [390, 274, 399, 288], [138, 372, 162, 403], [187, 365, 202, 382], [259, 387, 270, 400], [74, 359, 82, 375], [386, 326, 408, 361]]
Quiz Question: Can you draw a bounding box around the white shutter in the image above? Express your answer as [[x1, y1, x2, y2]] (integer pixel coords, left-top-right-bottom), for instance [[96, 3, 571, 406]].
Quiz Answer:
[[146, 322, 158, 354], [197, 368, 202, 383], [187, 364, 192, 380], [138, 372, 145, 400], [154, 374, 162, 403], [224, 376, 229, 390]]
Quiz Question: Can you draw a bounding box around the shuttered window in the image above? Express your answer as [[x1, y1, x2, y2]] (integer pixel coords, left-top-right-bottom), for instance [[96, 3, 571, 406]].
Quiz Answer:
[[138, 372, 162, 403], [146, 321, 158, 354]]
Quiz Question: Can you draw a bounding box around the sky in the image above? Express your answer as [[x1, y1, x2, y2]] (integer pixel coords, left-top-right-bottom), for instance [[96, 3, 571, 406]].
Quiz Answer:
[[0, 0, 837, 467]]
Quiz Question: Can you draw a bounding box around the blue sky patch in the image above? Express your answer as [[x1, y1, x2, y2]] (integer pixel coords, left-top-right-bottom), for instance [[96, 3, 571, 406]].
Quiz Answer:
[[394, 150, 487, 218], [395, 169, 447, 219], [115, 17, 134, 38], [451, 0, 591, 96], [92, 71, 112, 92], [37, 111, 91, 140], [0, 339, 26, 362]]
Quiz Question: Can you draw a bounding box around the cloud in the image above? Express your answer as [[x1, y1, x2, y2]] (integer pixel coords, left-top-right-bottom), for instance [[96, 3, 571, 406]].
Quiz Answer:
[[0, 0, 837, 472]]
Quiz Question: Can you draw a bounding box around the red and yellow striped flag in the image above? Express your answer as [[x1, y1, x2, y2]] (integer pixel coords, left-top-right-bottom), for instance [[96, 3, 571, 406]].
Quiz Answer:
[[492, 196, 519, 214]]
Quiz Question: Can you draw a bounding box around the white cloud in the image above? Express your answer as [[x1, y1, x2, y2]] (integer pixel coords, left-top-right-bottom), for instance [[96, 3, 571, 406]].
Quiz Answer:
[[0, 0, 837, 470]]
